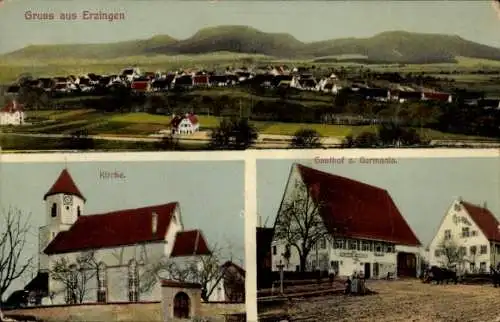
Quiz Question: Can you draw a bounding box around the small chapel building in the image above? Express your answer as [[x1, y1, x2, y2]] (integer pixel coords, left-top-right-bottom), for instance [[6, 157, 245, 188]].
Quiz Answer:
[[26, 168, 211, 305]]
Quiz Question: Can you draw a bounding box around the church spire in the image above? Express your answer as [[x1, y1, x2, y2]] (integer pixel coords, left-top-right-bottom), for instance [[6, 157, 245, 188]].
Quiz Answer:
[[44, 169, 86, 202]]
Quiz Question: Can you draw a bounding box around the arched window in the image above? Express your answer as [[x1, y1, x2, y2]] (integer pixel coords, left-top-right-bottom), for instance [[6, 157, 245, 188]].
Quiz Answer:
[[97, 262, 107, 303], [128, 260, 139, 302], [66, 264, 78, 304], [77, 206, 81, 217], [51, 203, 57, 218]]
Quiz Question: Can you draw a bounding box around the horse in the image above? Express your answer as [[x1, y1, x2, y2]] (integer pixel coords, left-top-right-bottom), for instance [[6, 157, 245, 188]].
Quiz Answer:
[[425, 266, 458, 284]]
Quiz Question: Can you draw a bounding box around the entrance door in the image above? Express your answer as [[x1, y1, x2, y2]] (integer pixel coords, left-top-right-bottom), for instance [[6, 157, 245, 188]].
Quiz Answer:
[[373, 263, 379, 278], [397, 252, 417, 277], [364, 263, 371, 279], [330, 261, 339, 275], [173, 292, 190, 318]]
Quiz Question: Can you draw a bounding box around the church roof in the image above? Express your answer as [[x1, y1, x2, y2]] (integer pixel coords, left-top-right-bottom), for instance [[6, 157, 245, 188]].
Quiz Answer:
[[279, 164, 421, 246], [44, 202, 179, 254], [170, 230, 211, 257], [44, 169, 86, 201], [461, 200, 500, 242]]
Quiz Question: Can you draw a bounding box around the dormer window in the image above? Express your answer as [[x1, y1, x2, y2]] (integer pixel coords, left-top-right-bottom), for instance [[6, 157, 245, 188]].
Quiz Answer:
[[51, 203, 57, 217]]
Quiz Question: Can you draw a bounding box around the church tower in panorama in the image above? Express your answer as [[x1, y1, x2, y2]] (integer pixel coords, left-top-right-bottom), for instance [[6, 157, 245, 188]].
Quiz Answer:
[[38, 169, 86, 271]]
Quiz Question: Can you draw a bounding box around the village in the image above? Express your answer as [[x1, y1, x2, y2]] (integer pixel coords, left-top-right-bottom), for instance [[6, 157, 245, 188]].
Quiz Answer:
[[256, 162, 500, 321], [1, 63, 500, 151], [3, 65, 500, 109]]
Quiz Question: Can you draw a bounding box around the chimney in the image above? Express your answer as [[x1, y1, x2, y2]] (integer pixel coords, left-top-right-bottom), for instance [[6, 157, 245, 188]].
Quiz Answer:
[[185, 113, 189, 118], [484, 201, 488, 209], [152, 212, 158, 235], [257, 214, 262, 227]]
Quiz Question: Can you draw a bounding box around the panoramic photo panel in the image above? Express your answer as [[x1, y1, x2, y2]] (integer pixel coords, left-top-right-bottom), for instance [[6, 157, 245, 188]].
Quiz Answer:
[[1, 0, 500, 151], [255, 151, 500, 321], [0, 157, 246, 321]]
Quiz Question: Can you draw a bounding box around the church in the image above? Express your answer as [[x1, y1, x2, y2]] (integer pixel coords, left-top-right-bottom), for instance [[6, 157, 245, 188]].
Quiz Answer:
[[25, 168, 212, 305]]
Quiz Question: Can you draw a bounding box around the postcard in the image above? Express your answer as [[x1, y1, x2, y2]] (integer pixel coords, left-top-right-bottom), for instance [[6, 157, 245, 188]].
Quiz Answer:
[[0, 153, 247, 321], [253, 149, 500, 321], [1, 0, 500, 152]]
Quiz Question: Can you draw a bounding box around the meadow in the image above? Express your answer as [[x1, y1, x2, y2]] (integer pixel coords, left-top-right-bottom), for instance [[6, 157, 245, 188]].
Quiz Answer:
[[2, 109, 487, 142]]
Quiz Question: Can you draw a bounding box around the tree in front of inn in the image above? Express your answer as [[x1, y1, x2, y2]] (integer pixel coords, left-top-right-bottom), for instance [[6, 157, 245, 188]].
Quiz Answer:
[[273, 180, 335, 272]]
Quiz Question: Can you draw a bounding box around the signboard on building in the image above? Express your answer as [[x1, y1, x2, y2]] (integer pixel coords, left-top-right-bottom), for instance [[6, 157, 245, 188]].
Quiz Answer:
[[339, 251, 368, 259]]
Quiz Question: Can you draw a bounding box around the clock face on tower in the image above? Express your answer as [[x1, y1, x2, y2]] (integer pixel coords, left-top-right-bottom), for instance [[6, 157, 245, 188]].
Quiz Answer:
[[63, 194, 73, 206]]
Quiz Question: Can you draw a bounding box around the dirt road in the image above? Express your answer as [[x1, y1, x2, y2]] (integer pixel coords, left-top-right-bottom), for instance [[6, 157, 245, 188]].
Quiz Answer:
[[261, 279, 500, 322]]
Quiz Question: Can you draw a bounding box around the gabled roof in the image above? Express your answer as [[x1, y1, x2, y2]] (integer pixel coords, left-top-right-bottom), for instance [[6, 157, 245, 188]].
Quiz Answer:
[[221, 261, 246, 277], [1, 100, 24, 113], [290, 164, 421, 246], [44, 202, 178, 254], [461, 200, 500, 242], [170, 229, 211, 257], [170, 113, 199, 128], [44, 169, 86, 201]]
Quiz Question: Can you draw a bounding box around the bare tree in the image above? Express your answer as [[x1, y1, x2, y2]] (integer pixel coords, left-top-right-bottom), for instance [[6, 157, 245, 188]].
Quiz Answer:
[[273, 180, 332, 272], [0, 208, 33, 301], [436, 238, 466, 270], [50, 251, 99, 304], [141, 243, 229, 302]]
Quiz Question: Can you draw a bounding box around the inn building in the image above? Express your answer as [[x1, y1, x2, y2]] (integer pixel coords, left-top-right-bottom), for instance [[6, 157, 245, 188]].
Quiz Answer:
[[271, 163, 422, 278]]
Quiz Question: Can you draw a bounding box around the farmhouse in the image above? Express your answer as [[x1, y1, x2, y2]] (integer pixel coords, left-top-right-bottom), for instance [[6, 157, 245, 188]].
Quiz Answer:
[[271, 163, 422, 279], [0, 100, 25, 126], [170, 113, 200, 135], [427, 198, 500, 273], [206, 261, 245, 303], [26, 168, 212, 305]]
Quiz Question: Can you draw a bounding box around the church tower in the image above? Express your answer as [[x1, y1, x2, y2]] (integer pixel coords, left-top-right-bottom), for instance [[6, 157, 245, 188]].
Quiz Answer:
[[38, 169, 86, 271]]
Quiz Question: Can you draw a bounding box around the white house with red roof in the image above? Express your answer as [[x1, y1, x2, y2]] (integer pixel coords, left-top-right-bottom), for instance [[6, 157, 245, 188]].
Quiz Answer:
[[0, 100, 25, 125], [32, 169, 213, 305], [271, 163, 422, 279], [428, 199, 500, 273], [170, 113, 200, 135]]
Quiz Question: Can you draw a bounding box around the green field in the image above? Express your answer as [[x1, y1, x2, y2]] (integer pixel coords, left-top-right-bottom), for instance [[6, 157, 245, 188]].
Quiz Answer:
[[0, 109, 488, 143]]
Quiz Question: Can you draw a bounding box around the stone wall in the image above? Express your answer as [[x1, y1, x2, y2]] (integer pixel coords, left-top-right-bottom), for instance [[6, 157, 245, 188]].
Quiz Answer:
[[4, 302, 245, 322]]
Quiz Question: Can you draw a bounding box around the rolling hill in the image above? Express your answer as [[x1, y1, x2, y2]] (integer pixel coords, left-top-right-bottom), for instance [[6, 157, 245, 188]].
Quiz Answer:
[[3, 26, 500, 64]]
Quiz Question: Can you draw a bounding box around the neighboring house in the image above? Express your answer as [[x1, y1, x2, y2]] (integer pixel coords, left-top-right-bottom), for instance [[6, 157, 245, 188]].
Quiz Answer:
[[392, 90, 423, 103], [359, 88, 391, 102], [422, 91, 453, 103], [209, 75, 229, 87], [172, 75, 194, 88], [317, 78, 341, 94], [193, 74, 210, 87], [25, 169, 211, 305], [271, 163, 422, 279], [131, 77, 152, 93], [0, 100, 25, 126], [120, 67, 142, 82], [298, 77, 318, 91], [207, 261, 245, 303], [170, 113, 200, 135], [428, 199, 500, 273], [478, 98, 500, 110]]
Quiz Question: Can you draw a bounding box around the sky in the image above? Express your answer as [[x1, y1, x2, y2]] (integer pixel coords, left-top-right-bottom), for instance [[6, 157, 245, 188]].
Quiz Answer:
[[0, 160, 244, 299], [1, 0, 500, 54], [257, 157, 500, 248]]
